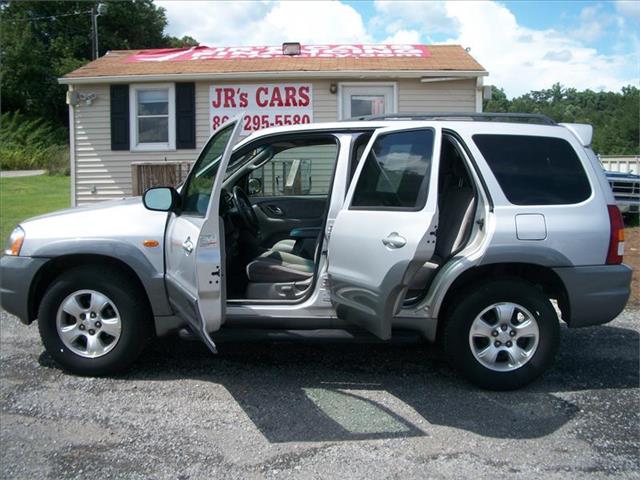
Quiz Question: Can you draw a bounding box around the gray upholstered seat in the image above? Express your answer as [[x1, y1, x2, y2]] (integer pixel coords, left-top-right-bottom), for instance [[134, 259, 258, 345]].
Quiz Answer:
[[246, 250, 314, 283], [270, 239, 296, 254], [409, 142, 477, 291]]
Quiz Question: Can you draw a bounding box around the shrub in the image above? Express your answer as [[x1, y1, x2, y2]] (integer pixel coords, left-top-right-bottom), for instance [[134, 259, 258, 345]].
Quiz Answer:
[[0, 111, 70, 175]]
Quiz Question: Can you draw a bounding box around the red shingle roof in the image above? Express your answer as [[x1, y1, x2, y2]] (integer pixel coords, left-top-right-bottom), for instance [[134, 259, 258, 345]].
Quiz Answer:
[[62, 45, 486, 80]]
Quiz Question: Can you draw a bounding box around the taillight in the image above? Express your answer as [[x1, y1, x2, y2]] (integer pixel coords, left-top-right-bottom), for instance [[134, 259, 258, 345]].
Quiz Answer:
[[606, 205, 624, 264]]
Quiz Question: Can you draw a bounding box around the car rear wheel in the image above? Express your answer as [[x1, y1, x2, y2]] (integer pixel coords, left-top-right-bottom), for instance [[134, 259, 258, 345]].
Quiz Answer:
[[38, 266, 152, 376], [443, 279, 560, 390]]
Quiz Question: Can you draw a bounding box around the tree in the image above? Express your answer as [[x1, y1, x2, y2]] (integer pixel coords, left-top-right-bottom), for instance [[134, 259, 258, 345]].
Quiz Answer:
[[484, 84, 639, 155], [0, 0, 185, 126]]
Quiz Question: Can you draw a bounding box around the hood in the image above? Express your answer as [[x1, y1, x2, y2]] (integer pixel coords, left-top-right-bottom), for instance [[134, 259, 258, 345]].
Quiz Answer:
[[25, 197, 143, 222], [19, 196, 169, 257]]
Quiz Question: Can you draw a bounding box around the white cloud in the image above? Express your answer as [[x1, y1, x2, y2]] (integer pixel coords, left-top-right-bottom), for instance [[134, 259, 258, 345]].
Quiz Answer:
[[382, 29, 422, 44], [156, 0, 638, 97], [372, 1, 458, 38], [542, 50, 573, 62], [440, 1, 637, 96], [615, 0, 640, 21], [156, 0, 371, 45]]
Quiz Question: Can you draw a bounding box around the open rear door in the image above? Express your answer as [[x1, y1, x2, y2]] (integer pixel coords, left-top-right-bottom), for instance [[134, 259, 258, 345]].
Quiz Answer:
[[327, 124, 441, 339], [164, 117, 242, 353]]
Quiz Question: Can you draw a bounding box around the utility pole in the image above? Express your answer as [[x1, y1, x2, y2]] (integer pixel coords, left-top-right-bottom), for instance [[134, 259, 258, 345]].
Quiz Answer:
[[90, 5, 97, 60], [91, 3, 106, 60]]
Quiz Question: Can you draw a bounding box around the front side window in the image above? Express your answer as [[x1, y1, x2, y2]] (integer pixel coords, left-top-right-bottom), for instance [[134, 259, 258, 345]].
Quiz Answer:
[[473, 134, 592, 205], [351, 129, 435, 209], [130, 84, 175, 150], [181, 124, 235, 215], [248, 142, 339, 197]]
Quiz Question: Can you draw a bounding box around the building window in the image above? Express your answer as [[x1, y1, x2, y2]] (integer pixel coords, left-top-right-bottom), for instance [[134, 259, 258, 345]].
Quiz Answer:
[[339, 83, 396, 120], [130, 84, 175, 151]]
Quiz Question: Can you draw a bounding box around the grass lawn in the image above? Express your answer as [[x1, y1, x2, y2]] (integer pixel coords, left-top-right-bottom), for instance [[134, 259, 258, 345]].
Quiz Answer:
[[0, 175, 70, 243]]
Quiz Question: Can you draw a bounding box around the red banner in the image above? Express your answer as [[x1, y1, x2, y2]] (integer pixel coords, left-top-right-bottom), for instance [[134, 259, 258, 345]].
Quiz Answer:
[[125, 45, 431, 63]]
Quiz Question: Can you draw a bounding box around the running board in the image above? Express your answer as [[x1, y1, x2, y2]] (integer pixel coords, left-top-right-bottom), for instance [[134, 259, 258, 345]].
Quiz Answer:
[[179, 328, 423, 345]]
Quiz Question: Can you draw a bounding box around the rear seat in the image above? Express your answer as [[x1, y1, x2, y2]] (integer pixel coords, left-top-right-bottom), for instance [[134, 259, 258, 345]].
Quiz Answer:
[[409, 140, 477, 290]]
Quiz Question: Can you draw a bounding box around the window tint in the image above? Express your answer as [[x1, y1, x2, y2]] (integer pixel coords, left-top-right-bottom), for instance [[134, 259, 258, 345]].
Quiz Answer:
[[351, 129, 434, 209], [473, 134, 591, 205], [249, 143, 338, 196]]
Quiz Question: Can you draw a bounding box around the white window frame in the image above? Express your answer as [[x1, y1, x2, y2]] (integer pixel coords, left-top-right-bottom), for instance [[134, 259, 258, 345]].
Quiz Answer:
[[337, 82, 397, 120], [130, 83, 176, 151]]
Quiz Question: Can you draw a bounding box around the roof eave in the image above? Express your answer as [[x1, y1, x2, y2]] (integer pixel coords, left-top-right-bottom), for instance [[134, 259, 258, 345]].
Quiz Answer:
[[58, 69, 488, 85]]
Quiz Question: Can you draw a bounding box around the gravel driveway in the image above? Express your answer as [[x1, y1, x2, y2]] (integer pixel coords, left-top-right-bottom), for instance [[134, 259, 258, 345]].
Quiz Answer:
[[1, 309, 638, 479]]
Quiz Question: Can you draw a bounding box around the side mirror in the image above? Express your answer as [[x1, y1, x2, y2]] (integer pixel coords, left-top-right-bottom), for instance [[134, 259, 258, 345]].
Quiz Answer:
[[143, 186, 180, 212], [247, 177, 262, 195]]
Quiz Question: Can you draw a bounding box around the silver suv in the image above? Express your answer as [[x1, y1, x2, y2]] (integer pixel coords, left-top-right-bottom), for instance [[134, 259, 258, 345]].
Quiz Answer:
[[0, 113, 632, 390]]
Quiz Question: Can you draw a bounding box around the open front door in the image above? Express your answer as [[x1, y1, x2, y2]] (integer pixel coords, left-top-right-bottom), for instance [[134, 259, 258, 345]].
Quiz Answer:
[[327, 124, 441, 339], [164, 117, 242, 352]]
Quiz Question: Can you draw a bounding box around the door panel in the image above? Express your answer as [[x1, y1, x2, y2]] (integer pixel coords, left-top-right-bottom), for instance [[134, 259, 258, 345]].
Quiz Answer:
[[251, 196, 327, 247], [255, 196, 327, 219], [164, 117, 242, 352], [327, 125, 441, 339]]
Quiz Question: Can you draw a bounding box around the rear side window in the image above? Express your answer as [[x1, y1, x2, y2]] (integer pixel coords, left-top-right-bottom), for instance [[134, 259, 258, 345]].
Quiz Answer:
[[473, 134, 591, 205], [351, 129, 434, 209]]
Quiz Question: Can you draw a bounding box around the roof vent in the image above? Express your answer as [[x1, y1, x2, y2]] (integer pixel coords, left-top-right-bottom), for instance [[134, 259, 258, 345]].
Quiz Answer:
[[282, 42, 301, 56]]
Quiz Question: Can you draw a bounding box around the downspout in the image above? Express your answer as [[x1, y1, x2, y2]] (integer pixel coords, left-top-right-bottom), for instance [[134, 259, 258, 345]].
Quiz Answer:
[[67, 85, 77, 207], [475, 76, 484, 113]]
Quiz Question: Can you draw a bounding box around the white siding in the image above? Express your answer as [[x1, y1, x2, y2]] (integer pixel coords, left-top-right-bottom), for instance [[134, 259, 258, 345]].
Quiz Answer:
[[71, 78, 477, 205]]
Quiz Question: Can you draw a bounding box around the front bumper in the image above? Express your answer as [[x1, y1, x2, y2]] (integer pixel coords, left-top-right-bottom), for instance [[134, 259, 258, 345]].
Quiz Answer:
[[0, 255, 47, 324], [553, 264, 632, 328]]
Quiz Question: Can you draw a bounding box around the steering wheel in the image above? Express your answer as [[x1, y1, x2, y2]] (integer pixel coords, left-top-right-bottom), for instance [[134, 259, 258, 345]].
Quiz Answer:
[[232, 185, 261, 235]]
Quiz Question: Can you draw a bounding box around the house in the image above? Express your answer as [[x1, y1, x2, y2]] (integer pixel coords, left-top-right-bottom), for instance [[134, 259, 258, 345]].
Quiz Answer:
[[59, 44, 488, 205]]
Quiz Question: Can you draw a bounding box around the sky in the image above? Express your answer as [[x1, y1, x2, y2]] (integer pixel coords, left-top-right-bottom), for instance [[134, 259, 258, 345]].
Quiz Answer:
[[155, 0, 639, 97]]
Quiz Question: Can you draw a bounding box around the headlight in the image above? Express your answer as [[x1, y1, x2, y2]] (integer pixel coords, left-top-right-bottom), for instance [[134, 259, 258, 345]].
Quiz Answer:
[[5, 226, 25, 256]]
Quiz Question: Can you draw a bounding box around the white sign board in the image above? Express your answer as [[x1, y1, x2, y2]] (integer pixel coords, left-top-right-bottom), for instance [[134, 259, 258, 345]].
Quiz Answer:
[[210, 84, 313, 134]]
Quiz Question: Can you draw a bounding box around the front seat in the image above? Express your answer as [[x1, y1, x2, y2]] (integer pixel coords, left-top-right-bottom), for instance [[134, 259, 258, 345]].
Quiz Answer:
[[246, 250, 314, 283]]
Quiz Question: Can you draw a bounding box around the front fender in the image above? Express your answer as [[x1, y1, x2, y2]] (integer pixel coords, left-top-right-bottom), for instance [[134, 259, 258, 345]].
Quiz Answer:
[[30, 239, 172, 317]]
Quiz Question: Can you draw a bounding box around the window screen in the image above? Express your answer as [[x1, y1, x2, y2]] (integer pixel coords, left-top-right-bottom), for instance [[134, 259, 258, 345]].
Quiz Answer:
[[473, 134, 591, 205], [136, 89, 169, 143], [351, 129, 434, 209]]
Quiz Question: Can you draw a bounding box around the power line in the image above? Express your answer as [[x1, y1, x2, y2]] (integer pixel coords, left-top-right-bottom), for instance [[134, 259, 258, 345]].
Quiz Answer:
[[3, 10, 92, 22]]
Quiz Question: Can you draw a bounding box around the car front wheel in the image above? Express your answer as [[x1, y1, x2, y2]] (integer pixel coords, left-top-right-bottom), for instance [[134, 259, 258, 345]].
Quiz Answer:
[[38, 266, 152, 376], [443, 279, 560, 390]]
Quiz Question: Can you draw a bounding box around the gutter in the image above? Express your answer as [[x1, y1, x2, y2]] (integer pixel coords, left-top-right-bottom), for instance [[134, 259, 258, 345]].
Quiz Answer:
[[58, 69, 488, 85]]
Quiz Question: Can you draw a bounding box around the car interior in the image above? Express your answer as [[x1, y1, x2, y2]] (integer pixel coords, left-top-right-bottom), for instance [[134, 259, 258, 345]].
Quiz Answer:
[[220, 131, 477, 304], [405, 135, 478, 302], [220, 134, 343, 301]]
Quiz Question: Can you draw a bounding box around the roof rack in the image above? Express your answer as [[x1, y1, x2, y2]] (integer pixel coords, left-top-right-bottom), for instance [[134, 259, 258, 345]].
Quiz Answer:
[[348, 112, 557, 125]]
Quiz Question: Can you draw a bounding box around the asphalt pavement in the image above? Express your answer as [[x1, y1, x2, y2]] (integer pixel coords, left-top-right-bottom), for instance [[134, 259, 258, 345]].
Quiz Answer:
[[1, 309, 638, 479]]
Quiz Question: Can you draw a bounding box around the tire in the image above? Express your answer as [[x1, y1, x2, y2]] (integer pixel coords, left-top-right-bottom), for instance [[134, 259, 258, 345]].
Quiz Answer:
[[443, 279, 560, 390], [38, 266, 152, 376]]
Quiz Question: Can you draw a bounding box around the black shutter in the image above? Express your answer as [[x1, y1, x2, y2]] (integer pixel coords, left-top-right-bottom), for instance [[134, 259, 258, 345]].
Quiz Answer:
[[110, 84, 129, 150], [175, 82, 196, 149]]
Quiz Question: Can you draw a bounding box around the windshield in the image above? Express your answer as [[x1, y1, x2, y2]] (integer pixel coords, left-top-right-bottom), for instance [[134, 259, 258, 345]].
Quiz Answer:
[[182, 124, 235, 215]]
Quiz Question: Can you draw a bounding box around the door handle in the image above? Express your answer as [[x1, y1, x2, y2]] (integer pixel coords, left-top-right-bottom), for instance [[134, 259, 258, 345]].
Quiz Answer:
[[266, 205, 284, 216], [382, 232, 407, 249], [182, 237, 194, 255]]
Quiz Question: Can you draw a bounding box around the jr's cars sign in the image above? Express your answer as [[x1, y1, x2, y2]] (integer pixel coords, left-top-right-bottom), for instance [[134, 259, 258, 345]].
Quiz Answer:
[[210, 84, 313, 134]]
